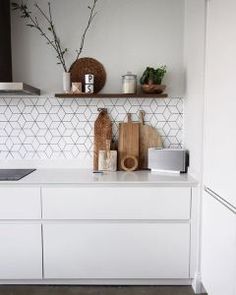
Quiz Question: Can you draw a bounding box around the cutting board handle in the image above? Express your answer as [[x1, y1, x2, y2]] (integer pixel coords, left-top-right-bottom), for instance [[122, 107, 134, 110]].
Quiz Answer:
[[121, 155, 139, 171], [139, 110, 145, 125], [127, 113, 132, 123], [97, 108, 108, 113]]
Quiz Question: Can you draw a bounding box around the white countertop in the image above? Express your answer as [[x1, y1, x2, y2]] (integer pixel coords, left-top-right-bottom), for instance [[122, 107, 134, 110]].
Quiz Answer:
[[0, 169, 198, 186]]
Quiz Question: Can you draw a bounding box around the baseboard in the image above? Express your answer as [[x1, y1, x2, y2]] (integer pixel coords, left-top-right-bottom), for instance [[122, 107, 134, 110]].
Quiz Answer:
[[192, 272, 207, 294], [0, 278, 192, 285]]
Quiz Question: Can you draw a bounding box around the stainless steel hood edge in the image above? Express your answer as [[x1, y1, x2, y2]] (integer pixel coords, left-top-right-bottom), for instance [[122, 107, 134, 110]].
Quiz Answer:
[[0, 82, 40, 96]]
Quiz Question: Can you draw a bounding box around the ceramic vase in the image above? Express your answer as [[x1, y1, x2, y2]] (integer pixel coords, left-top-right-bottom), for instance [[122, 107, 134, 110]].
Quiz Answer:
[[63, 72, 71, 93]]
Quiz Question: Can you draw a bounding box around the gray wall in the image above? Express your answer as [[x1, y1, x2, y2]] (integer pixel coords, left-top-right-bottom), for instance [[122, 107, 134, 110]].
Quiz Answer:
[[184, 0, 206, 179], [11, 0, 185, 95]]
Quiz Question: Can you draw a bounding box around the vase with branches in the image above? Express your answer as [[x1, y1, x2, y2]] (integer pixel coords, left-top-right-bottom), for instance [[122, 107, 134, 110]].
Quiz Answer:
[[12, 0, 99, 92]]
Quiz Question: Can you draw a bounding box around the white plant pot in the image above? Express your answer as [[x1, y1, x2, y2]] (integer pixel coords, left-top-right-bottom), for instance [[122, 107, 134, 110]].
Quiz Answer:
[[63, 72, 71, 93]]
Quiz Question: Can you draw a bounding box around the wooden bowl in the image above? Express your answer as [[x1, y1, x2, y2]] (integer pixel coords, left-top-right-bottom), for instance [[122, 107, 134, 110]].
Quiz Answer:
[[141, 84, 166, 94]]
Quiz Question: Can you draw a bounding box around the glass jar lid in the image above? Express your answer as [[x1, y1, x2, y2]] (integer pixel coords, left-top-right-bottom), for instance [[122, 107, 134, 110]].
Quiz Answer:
[[122, 71, 137, 79]]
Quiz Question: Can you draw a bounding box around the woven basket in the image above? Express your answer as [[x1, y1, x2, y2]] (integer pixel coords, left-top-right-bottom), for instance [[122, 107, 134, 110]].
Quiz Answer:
[[70, 57, 106, 93]]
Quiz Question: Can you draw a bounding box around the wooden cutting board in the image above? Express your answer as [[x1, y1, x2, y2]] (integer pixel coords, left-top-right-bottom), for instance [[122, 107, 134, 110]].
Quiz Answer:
[[139, 110, 162, 169], [94, 108, 112, 170], [118, 113, 140, 171]]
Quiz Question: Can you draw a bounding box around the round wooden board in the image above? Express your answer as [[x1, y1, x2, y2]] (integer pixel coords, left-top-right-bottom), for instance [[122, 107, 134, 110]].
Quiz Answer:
[[69, 57, 106, 93]]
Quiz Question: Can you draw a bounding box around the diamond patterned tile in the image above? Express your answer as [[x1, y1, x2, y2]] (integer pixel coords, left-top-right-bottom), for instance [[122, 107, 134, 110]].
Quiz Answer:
[[0, 96, 183, 160]]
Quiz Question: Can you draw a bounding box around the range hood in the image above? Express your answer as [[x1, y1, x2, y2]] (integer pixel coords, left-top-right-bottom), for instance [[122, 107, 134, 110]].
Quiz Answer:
[[0, 82, 40, 96], [0, 0, 40, 96]]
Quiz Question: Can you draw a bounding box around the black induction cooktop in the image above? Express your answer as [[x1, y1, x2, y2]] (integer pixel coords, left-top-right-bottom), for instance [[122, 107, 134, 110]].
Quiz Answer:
[[0, 169, 36, 181]]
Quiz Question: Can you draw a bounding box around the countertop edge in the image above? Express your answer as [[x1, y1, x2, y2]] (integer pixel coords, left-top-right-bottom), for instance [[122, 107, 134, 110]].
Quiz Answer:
[[0, 169, 199, 187]]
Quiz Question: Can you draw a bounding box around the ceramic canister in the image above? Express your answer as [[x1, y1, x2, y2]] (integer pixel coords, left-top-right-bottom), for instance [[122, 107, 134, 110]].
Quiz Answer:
[[85, 74, 94, 84], [85, 84, 94, 94], [85, 74, 94, 93]]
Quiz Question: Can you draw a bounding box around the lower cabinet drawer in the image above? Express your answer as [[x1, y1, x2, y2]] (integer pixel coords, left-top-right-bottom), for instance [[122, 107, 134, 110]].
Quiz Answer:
[[0, 187, 41, 219], [43, 223, 190, 279], [42, 187, 191, 220], [0, 224, 42, 279]]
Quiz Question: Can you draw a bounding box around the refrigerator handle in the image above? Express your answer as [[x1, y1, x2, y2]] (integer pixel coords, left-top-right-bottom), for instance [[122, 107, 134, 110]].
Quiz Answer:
[[204, 186, 236, 215]]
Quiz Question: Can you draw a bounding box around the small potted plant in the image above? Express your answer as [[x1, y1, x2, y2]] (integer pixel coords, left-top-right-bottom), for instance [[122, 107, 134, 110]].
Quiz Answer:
[[140, 66, 167, 94]]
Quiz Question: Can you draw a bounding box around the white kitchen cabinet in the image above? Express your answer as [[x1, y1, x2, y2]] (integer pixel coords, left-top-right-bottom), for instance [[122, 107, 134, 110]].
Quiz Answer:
[[0, 171, 197, 284], [43, 223, 190, 279], [201, 191, 236, 295], [42, 187, 191, 220], [0, 187, 41, 219], [0, 224, 42, 279]]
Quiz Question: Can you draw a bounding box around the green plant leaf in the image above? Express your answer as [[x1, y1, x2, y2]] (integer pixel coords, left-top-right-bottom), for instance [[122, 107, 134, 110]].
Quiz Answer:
[[140, 65, 167, 85]]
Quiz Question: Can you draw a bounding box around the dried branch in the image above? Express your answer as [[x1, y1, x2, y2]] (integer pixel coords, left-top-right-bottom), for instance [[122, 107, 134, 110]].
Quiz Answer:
[[35, 2, 68, 71], [76, 0, 99, 60], [11, 0, 100, 70], [12, 1, 68, 72]]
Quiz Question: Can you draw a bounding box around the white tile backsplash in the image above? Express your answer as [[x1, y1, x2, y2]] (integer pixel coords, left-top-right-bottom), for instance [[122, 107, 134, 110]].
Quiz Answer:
[[0, 96, 183, 160]]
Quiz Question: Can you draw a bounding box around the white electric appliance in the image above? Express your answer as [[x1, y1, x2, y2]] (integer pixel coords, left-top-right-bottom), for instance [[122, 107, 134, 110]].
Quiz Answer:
[[148, 148, 187, 173], [201, 0, 236, 294]]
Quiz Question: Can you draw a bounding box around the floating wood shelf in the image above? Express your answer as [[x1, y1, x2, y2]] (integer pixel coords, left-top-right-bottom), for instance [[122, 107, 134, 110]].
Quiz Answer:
[[55, 93, 168, 99]]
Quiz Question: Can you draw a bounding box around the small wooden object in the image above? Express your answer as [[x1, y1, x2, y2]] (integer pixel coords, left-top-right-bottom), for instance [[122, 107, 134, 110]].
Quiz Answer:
[[118, 113, 140, 171], [94, 109, 112, 170], [121, 155, 139, 171], [139, 110, 162, 169], [98, 139, 117, 171], [72, 82, 82, 94]]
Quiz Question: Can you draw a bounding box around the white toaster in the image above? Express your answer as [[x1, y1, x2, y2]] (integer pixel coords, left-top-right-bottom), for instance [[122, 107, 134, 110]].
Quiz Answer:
[[148, 148, 188, 173]]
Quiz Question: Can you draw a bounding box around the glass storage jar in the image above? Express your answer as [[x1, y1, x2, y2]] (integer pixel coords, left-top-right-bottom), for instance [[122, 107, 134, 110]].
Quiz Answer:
[[122, 72, 137, 94]]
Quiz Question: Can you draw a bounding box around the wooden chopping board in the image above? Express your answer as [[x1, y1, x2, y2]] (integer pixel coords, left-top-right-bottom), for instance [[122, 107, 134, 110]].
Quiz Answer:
[[139, 110, 162, 169], [94, 108, 112, 170], [118, 113, 140, 171]]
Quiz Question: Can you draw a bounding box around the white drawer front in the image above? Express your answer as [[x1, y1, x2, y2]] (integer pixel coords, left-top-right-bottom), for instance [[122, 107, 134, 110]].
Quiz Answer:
[[42, 187, 191, 220], [0, 224, 42, 279], [43, 223, 190, 279], [0, 187, 41, 219]]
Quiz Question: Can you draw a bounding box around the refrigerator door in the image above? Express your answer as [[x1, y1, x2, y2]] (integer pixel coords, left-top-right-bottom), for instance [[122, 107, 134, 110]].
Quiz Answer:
[[204, 0, 236, 208], [201, 189, 236, 295]]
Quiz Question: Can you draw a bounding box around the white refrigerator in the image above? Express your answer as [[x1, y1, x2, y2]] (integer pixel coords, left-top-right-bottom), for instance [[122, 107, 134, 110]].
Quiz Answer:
[[201, 0, 236, 294]]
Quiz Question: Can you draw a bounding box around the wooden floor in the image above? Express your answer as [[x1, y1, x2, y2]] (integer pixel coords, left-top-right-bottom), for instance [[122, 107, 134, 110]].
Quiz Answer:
[[0, 286, 206, 295]]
